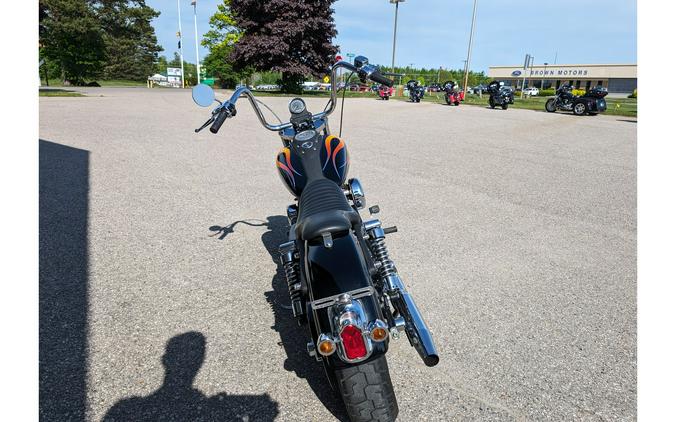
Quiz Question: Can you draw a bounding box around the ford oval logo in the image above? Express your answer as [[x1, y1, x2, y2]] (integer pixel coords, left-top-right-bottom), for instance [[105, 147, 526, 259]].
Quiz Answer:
[[511, 70, 522, 76]]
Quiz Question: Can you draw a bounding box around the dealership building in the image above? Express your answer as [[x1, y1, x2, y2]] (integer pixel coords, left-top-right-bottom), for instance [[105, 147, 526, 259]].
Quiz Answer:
[[488, 63, 637, 94]]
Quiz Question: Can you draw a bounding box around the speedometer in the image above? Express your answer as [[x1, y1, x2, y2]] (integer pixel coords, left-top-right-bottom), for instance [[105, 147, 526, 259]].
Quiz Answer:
[[289, 98, 306, 114]]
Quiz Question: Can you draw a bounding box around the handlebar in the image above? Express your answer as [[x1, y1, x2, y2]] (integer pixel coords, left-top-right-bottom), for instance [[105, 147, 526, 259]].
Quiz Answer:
[[203, 60, 392, 133], [209, 108, 229, 134], [368, 69, 394, 87]]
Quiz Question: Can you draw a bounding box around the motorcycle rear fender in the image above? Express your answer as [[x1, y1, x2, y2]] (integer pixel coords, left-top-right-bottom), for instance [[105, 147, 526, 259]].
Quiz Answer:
[[302, 233, 388, 369]]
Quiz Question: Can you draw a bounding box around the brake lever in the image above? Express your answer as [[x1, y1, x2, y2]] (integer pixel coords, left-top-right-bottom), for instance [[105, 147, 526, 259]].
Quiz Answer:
[[195, 116, 215, 133]]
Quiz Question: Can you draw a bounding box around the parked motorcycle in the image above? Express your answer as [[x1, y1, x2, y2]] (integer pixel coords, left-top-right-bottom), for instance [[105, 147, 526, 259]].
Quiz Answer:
[[486, 80, 512, 110], [378, 84, 393, 100], [545, 84, 608, 116], [192, 55, 439, 422], [441, 80, 464, 106], [406, 80, 425, 102]]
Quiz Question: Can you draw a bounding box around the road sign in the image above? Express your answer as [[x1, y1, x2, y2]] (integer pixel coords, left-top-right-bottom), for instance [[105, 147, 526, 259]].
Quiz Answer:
[[346, 53, 355, 58], [167, 67, 182, 76], [323, 76, 330, 83]]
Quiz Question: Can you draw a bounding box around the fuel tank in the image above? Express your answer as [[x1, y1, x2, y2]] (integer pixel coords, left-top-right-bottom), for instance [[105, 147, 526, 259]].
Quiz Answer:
[[276, 134, 349, 197]]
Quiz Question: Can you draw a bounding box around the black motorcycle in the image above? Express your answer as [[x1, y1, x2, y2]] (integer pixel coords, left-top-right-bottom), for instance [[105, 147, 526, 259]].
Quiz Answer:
[[406, 80, 425, 102], [545, 84, 608, 116], [192, 55, 439, 422], [487, 80, 512, 110]]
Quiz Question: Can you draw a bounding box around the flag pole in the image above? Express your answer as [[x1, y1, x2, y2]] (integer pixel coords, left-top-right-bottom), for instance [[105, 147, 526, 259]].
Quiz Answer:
[[177, 0, 185, 88]]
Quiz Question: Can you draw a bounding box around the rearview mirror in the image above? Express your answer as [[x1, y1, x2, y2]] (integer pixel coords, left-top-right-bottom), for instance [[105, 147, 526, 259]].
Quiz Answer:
[[192, 83, 215, 107]]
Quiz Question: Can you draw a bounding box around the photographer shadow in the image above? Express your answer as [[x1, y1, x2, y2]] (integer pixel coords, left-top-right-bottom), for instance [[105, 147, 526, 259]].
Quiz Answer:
[[104, 332, 279, 422]]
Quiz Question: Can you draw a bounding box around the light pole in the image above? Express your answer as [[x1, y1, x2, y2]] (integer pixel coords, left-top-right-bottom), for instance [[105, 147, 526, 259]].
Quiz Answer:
[[543, 62, 548, 89], [463, 0, 478, 92], [176, 0, 185, 88], [191, 1, 200, 83], [390, 0, 405, 82]]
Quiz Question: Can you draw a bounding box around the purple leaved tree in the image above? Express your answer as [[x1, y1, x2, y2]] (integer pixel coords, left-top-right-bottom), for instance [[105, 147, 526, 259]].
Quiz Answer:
[[229, 0, 339, 93]]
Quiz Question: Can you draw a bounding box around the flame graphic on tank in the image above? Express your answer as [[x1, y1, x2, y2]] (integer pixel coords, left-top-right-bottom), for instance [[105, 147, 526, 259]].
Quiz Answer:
[[277, 147, 300, 189], [323, 135, 348, 179]]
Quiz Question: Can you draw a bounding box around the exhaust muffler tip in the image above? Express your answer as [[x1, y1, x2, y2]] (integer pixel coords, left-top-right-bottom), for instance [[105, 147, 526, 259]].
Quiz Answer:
[[423, 354, 440, 367]]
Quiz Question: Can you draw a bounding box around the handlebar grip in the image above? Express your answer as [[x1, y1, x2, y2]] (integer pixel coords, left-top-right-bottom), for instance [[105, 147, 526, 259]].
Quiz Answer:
[[209, 110, 228, 134], [370, 71, 394, 87]]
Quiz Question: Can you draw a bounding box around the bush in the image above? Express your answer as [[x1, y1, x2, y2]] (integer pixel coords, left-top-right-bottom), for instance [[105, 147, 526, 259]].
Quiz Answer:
[[628, 89, 637, 99], [538, 89, 555, 97]]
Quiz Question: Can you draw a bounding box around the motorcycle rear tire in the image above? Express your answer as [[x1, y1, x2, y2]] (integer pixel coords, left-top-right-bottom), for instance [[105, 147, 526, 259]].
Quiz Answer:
[[573, 102, 587, 116], [501, 103, 508, 110], [454, 101, 460, 106], [334, 355, 399, 422], [489, 97, 496, 109], [545, 98, 557, 113]]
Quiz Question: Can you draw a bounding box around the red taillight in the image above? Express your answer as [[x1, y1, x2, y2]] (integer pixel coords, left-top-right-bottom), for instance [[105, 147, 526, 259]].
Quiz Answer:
[[340, 325, 367, 360]]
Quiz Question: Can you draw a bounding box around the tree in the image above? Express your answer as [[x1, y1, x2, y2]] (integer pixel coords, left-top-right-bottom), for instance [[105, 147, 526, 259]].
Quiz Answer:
[[39, 0, 106, 84], [201, 1, 250, 88], [95, 0, 163, 81], [229, 0, 338, 93], [155, 55, 169, 74]]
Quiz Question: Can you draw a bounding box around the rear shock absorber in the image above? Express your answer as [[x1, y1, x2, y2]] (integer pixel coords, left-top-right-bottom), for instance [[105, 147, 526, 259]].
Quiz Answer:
[[365, 220, 398, 280], [278, 241, 304, 318], [369, 228, 396, 279]]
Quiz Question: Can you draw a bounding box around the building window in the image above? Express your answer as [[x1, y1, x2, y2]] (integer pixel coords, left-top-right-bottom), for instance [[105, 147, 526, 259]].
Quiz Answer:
[[598, 80, 603, 87], [585, 81, 591, 91]]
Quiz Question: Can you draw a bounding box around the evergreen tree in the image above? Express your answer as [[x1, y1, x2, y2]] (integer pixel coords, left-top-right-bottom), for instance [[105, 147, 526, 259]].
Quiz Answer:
[[39, 0, 106, 84], [95, 0, 163, 81], [229, 0, 338, 93]]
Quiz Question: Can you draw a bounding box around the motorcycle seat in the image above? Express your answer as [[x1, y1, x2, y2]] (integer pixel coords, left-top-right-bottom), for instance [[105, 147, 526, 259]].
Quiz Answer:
[[295, 178, 359, 242]]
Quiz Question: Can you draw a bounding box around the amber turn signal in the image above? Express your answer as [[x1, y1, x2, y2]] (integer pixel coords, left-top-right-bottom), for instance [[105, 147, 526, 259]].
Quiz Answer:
[[317, 334, 336, 356], [370, 327, 388, 342]]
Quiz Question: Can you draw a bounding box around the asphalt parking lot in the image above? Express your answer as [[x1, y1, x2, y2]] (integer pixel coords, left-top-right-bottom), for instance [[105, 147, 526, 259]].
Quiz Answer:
[[40, 87, 636, 421]]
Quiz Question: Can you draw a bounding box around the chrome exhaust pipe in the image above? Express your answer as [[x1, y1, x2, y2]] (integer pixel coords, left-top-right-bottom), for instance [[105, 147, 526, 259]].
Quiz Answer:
[[388, 275, 439, 367], [400, 291, 439, 367]]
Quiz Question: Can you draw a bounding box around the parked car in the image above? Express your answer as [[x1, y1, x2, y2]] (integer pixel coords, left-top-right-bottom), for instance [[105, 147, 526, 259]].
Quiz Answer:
[[347, 83, 370, 92], [473, 84, 490, 94], [523, 87, 539, 96], [427, 83, 442, 93], [254, 84, 280, 91]]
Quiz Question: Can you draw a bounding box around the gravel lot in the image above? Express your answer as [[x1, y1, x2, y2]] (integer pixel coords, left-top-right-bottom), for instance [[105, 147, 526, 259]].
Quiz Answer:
[[40, 87, 636, 421]]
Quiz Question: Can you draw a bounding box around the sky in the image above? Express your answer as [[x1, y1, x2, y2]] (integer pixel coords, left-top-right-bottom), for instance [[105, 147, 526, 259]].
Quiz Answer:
[[146, 0, 637, 72]]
